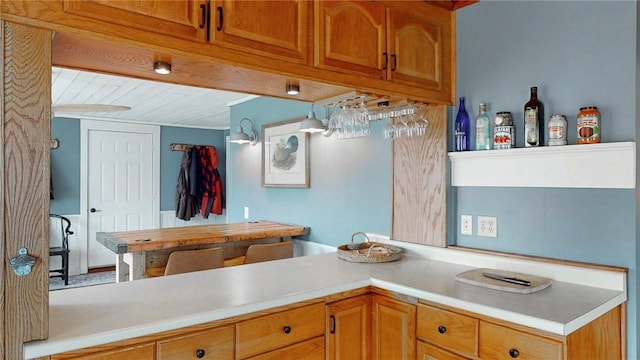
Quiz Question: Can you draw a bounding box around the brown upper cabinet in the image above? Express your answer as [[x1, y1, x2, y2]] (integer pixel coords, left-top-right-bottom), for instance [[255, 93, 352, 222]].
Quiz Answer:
[[211, 0, 312, 64], [315, 1, 452, 92], [61, 0, 204, 41], [2, 0, 457, 104]]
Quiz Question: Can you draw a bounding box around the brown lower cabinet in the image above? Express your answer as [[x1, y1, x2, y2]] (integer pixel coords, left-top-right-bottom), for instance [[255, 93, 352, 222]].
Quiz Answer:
[[417, 301, 623, 360], [48, 290, 623, 360]]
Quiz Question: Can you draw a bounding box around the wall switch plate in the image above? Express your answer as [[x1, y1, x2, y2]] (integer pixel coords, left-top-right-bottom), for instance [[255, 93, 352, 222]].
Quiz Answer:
[[461, 215, 472, 235], [244, 206, 249, 220], [478, 216, 497, 237]]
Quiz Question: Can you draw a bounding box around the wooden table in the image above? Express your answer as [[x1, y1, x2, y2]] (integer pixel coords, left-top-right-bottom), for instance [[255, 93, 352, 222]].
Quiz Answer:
[[96, 221, 309, 282]]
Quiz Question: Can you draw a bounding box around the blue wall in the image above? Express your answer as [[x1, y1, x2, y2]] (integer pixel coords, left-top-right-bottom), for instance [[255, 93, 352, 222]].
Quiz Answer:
[[454, 2, 637, 358], [228, 97, 391, 246], [49, 118, 226, 214], [50, 117, 81, 215]]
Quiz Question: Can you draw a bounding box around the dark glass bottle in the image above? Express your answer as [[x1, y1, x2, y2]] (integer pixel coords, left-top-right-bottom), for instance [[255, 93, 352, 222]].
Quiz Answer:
[[524, 86, 544, 147], [454, 97, 471, 151]]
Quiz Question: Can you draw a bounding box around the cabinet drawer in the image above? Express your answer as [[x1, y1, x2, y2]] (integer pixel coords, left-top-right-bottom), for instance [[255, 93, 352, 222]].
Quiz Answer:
[[417, 304, 478, 358], [245, 335, 325, 360], [54, 342, 155, 359], [417, 340, 470, 360], [157, 325, 234, 359], [236, 302, 325, 359], [479, 322, 563, 360]]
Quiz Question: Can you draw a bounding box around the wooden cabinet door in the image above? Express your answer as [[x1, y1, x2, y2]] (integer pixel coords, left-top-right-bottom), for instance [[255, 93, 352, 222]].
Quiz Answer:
[[326, 294, 372, 360], [371, 295, 416, 360], [212, 0, 311, 64], [157, 325, 234, 359], [386, 4, 453, 91], [417, 341, 470, 360], [314, 1, 386, 79], [62, 0, 204, 41]]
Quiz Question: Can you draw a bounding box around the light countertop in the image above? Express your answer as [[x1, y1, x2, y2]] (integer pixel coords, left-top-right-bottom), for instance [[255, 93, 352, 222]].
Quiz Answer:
[[24, 243, 626, 359]]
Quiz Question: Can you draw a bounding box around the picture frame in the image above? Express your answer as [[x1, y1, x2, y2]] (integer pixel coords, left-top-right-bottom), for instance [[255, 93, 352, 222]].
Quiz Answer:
[[262, 118, 310, 188]]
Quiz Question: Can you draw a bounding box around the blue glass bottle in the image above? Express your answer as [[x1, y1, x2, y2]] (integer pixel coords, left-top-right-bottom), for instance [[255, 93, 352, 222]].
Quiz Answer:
[[455, 97, 471, 151]]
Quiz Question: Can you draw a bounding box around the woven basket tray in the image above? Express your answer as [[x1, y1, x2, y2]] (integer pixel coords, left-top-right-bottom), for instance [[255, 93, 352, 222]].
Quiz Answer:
[[337, 232, 403, 263]]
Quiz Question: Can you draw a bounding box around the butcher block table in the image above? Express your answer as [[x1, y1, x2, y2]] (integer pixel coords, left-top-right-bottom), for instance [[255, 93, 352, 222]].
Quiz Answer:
[[96, 221, 309, 282]]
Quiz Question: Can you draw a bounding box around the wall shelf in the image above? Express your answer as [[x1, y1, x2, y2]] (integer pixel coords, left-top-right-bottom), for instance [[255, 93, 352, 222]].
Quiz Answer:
[[448, 142, 636, 189]]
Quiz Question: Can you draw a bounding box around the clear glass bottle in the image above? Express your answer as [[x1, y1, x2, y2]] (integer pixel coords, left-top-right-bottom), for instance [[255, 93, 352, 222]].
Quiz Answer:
[[454, 97, 471, 151], [475, 103, 491, 150], [524, 86, 544, 147]]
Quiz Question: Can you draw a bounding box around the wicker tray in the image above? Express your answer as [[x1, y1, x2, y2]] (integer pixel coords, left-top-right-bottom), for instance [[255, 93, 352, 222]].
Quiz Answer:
[[337, 232, 403, 263]]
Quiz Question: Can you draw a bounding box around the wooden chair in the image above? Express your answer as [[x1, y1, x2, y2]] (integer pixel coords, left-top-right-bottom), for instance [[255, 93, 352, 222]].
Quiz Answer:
[[49, 214, 73, 285], [243, 241, 294, 265], [163, 247, 225, 276]]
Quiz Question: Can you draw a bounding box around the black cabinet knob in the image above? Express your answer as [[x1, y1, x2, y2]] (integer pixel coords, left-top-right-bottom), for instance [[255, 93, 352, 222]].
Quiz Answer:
[[196, 348, 205, 358], [283, 326, 292, 334], [438, 325, 447, 334], [509, 348, 520, 358]]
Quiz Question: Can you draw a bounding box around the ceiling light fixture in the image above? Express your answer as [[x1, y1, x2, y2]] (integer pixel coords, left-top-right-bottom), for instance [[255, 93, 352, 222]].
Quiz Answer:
[[153, 61, 172, 75], [230, 118, 258, 145], [286, 84, 300, 95]]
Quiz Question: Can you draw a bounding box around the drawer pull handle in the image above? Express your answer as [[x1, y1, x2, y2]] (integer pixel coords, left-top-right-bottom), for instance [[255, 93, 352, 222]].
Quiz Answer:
[[509, 348, 520, 358], [283, 325, 292, 334], [330, 315, 336, 334], [437, 325, 447, 334], [196, 348, 206, 358]]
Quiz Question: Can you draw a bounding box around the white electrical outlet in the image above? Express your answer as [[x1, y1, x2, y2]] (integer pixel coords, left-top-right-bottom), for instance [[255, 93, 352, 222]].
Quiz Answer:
[[244, 206, 249, 220], [461, 215, 472, 235], [478, 216, 497, 237]]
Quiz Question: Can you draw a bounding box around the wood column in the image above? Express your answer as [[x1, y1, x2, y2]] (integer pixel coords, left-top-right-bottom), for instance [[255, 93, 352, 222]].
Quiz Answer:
[[391, 105, 447, 246], [2, 20, 51, 359]]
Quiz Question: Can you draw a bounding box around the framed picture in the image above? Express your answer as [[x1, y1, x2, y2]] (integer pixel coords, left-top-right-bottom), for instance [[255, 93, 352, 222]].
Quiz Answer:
[[262, 118, 310, 188]]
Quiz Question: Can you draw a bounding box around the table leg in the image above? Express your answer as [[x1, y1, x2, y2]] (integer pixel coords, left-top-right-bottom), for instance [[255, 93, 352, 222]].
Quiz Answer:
[[123, 252, 146, 280], [116, 254, 128, 283]]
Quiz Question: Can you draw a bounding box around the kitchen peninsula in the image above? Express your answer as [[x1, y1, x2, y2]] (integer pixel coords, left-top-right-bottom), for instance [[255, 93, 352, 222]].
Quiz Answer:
[[97, 221, 309, 282], [27, 239, 626, 360]]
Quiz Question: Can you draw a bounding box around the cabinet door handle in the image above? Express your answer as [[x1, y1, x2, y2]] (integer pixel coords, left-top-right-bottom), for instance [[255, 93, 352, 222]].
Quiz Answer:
[[199, 4, 206, 29], [196, 348, 206, 358], [330, 315, 336, 334], [509, 348, 520, 358], [391, 54, 397, 71], [437, 325, 446, 334], [283, 325, 292, 334], [216, 6, 224, 31], [383, 52, 388, 70]]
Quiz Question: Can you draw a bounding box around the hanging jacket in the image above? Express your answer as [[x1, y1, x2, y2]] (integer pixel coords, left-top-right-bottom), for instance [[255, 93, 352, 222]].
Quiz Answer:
[[198, 146, 223, 217], [175, 148, 198, 220]]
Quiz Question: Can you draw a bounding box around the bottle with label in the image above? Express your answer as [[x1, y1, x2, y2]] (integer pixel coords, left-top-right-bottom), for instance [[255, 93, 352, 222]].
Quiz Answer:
[[577, 106, 601, 144], [493, 111, 515, 149], [548, 114, 567, 146], [454, 97, 471, 151], [523, 86, 544, 147], [475, 103, 491, 150]]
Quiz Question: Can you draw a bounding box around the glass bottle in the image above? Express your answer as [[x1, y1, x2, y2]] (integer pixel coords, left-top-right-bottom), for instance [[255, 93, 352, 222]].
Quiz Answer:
[[475, 103, 491, 150], [524, 86, 544, 147], [454, 97, 471, 151]]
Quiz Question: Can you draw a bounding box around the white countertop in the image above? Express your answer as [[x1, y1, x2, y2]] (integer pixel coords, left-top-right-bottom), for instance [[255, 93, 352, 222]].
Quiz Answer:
[[24, 243, 626, 359]]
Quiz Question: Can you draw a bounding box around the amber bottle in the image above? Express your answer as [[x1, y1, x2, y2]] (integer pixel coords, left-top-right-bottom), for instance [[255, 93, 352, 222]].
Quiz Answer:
[[523, 86, 544, 147]]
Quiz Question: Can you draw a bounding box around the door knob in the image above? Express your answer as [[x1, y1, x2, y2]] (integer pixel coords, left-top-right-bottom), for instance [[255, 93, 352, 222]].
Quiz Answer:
[[90, 208, 97, 213]]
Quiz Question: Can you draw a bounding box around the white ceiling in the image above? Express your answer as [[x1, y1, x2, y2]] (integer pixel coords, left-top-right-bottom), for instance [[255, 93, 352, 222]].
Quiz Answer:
[[51, 67, 258, 130]]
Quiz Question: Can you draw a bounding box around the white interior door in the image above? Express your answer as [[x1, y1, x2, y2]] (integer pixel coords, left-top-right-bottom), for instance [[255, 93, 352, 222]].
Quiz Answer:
[[82, 121, 160, 269]]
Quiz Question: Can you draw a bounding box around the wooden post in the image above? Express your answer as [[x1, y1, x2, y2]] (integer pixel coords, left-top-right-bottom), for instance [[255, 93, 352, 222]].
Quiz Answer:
[[2, 20, 51, 359]]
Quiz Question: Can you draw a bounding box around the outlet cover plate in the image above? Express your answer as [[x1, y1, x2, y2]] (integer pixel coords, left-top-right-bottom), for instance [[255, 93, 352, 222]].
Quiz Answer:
[[478, 216, 497, 237], [461, 215, 472, 235]]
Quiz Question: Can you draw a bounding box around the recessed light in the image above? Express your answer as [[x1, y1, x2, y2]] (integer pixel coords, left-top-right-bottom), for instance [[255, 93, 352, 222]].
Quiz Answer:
[[153, 61, 171, 75]]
